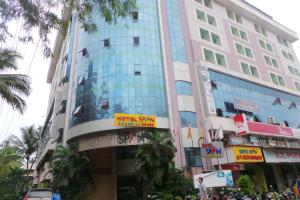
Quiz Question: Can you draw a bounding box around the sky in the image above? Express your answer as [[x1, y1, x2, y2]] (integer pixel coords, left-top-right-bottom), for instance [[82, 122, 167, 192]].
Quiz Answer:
[[0, 0, 300, 142]]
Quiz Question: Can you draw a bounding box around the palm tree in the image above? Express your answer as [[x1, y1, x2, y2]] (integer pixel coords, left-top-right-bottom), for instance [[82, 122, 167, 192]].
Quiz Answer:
[[0, 48, 30, 114], [135, 131, 177, 197], [6, 125, 40, 191], [50, 144, 94, 200]]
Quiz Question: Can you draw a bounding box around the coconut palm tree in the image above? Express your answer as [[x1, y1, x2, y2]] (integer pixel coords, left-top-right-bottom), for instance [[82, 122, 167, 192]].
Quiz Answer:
[[6, 125, 40, 191], [0, 48, 30, 114], [135, 131, 177, 197], [50, 144, 94, 200]]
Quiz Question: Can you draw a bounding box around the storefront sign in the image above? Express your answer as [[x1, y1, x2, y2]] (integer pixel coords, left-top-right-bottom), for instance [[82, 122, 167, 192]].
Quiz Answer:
[[233, 114, 293, 138], [221, 164, 240, 171], [234, 114, 248, 136], [201, 141, 224, 158], [114, 113, 157, 128], [194, 170, 234, 188], [263, 149, 300, 163], [233, 146, 264, 163], [233, 98, 259, 113], [197, 63, 217, 116]]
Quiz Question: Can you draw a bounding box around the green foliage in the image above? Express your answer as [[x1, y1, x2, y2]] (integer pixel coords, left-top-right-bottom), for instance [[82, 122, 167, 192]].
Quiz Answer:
[[0, 48, 31, 113], [50, 143, 95, 200], [0, 144, 26, 200], [158, 192, 173, 200], [237, 175, 254, 195], [135, 131, 177, 197]]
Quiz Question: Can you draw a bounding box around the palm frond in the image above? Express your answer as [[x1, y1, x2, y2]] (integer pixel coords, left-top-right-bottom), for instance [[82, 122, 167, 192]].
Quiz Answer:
[[0, 48, 22, 71]]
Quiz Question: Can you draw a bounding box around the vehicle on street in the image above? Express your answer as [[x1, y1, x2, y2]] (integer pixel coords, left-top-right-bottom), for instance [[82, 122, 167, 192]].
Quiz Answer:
[[24, 189, 53, 200]]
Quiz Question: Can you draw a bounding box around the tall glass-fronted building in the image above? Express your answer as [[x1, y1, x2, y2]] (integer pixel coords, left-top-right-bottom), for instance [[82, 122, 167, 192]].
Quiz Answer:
[[35, 0, 300, 198]]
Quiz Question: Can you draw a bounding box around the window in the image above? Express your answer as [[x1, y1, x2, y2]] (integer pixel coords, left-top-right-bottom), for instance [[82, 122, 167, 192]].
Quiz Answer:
[[57, 128, 64, 144], [176, 81, 192, 95], [270, 73, 285, 86], [204, 0, 212, 9], [207, 14, 216, 26], [240, 62, 259, 78], [235, 43, 253, 59], [132, 12, 138, 21], [215, 53, 226, 67], [288, 53, 295, 62], [134, 64, 141, 75], [103, 39, 110, 47], [226, 9, 243, 24], [204, 48, 215, 63], [283, 51, 295, 62], [294, 81, 300, 91], [282, 51, 288, 59], [240, 30, 248, 41], [185, 148, 202, 167], [196, 9, 206, 21], [133, 36, 139, 46], [288, 66, 300, 77], [200, 28, 210, 41], [231, 26, 239, 37], [259, 39, 273, 53], [195, 0, 203, 3], [211, 33, 221, 45], [200, 28, 222, 46], [254, 24, 268, 37], [195, 9, 216, 27], [264, 55, 279, 69], [203, 48, 227, 67], [180, 112, 197, 127], [277, 36, 289, 48]]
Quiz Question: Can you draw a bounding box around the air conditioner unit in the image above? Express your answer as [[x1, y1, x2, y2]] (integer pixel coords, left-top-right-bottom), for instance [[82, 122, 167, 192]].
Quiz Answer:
[[268, 116, 275, 124]]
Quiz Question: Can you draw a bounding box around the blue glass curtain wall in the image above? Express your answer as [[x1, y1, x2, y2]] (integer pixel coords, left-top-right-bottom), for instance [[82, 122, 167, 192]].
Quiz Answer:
[[210, 71, 300, 128], [70, 0, 168, 127]]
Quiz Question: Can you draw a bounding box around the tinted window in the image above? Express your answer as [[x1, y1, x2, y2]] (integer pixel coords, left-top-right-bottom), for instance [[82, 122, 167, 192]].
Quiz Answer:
[[28, 190, 52, 198]]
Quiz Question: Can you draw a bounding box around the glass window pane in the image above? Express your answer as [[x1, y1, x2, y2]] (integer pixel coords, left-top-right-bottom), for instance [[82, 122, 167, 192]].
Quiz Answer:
[[180, 112, 197, 127], [288, 53, 295, 62], [254, 24, 261, 33], [176, 81, 192, 95], [231, 26, 239, 37], [204, 48, 215, 63], [235, 43, 245, 55], [250, 66, 259, 78], [216, 53, 226, 67], [200, 28, 210, 41], [240, 30, 248, 40], [288, 66, 295, 75], [226, 9, 235, 20], [266, 43, 273, 52], [241, 62, 250, 75], [271, 59, 279, 68], [261, 28, 268, 37], [282, 51, 288, 59], [204, 0, 212, 8], [259, 40, 266, 49], [245, 47, 253, 58], [270, 73, 279, 85], [211, 33, 221, 45], [196, 9, 206, 21], [264, 56, 272, 66], [294, 68, 300, 76], [195, 0, 203, 4], [277, 76, 285, 86], [207, 15, 217, 26], [235, 14, 243, 24]]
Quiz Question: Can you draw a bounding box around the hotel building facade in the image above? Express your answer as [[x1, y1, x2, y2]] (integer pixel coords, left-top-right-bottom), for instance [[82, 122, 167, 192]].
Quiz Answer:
[[35, 0, 300, 198]]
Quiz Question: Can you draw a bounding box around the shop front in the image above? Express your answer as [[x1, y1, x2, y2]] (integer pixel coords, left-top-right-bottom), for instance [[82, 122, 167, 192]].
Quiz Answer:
[[263, 149, 300, 192], [213, 146, 267, 192]]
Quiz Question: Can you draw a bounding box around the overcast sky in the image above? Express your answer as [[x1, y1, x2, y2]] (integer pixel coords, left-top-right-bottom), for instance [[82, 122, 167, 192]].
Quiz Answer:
[[0, 0, 300, 142]]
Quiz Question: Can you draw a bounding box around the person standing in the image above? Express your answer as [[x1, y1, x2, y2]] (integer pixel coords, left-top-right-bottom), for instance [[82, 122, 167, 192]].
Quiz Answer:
[[52, 189, 61, 200], [198, 177, 208, 200]]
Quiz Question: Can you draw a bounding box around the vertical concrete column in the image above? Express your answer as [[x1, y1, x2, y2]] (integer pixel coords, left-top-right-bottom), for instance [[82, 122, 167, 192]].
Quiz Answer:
[[272, 165, 285, 192]]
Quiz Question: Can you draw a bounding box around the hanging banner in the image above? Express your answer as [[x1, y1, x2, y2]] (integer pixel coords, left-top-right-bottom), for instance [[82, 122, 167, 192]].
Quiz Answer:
[[201, 141, 224, 158], [234, 114, 248, 136], [233, 146, 264, 163], [114, 113, 157, 128]]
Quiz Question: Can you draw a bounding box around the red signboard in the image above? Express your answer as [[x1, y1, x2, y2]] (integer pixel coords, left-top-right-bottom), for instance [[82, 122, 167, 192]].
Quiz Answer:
[[247, 121, 293, 137], [234, 114, 294, 137], [221, 164, 240, 171]]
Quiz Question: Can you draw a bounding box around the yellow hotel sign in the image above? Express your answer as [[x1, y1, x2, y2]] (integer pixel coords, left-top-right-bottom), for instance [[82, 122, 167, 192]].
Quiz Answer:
[[233, 146, 264, 163], [114, 113, 157, 128]]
